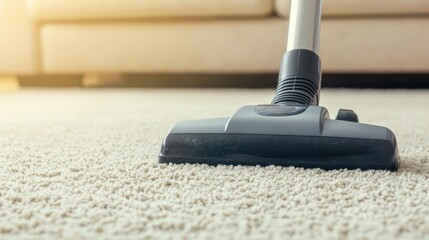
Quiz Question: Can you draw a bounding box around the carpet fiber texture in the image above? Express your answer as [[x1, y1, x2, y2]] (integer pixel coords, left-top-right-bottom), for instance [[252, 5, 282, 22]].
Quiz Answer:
[[0, 89, 428, 239]]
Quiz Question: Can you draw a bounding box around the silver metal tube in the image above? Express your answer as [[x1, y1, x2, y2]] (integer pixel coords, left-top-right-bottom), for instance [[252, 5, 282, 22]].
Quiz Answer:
[[286, 0, 323, 53]]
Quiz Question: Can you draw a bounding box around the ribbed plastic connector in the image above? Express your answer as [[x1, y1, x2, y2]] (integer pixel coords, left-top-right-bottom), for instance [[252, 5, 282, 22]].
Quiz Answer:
[[272, 49, 321, 106]]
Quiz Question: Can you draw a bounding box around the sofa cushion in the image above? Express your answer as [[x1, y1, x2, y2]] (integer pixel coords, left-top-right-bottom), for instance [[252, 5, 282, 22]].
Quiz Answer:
[[27, 0, 273, 20], [276, 0, 429, 17], [40, 18, 429, 73]]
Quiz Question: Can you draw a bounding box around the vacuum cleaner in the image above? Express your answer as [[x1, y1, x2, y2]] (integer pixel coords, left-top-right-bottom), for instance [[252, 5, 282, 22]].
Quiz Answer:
[[159, 0, 400, 171]]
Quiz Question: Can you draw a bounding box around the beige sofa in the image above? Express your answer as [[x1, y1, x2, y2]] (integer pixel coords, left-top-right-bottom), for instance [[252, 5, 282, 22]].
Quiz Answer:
[[1, 0, 429, 83]]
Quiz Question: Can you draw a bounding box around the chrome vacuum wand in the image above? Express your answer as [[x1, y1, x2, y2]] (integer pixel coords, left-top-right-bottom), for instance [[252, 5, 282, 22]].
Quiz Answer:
[[287, 0, 322, 52]]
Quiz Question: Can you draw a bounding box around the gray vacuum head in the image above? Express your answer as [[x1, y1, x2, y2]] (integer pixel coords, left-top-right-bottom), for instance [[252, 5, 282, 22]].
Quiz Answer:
[[159, 105, 400, 171]]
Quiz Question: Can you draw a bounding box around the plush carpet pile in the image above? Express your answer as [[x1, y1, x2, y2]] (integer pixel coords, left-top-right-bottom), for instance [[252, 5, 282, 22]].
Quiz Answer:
[[0, 89, 428, 239]]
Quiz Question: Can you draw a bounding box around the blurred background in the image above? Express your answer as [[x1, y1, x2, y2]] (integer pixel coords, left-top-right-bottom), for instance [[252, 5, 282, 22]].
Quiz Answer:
[[1, 0, 429, 89]]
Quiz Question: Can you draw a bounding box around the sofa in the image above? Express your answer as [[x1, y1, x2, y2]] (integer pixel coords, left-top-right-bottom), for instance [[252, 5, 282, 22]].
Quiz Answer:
[[1, 0, 429, 85]]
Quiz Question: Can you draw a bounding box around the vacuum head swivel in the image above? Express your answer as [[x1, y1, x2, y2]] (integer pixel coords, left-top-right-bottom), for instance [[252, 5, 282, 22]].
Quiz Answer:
[[159, 0, 400, 171]]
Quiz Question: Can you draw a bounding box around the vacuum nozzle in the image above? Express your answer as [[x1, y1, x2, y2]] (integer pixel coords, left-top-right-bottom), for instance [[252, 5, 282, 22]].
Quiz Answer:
[[159, 0, 400, 171], [159, 105, 400, 171]]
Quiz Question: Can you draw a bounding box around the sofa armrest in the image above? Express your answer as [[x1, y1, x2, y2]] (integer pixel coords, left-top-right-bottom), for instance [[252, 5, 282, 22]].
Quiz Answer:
[[0, 0, 38, 74]]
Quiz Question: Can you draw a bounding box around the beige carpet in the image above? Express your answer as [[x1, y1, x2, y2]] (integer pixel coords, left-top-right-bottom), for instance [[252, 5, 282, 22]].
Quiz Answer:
[[0, 89, 428, 239]]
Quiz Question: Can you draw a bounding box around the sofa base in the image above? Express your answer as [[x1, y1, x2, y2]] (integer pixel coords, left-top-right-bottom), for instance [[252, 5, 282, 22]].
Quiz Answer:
[[18, 75, 83, 87]]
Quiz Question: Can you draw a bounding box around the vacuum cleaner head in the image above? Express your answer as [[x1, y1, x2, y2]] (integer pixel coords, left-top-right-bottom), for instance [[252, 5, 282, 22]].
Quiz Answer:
[[159, 105, 400, 171], [159, 0, 400, 171]]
